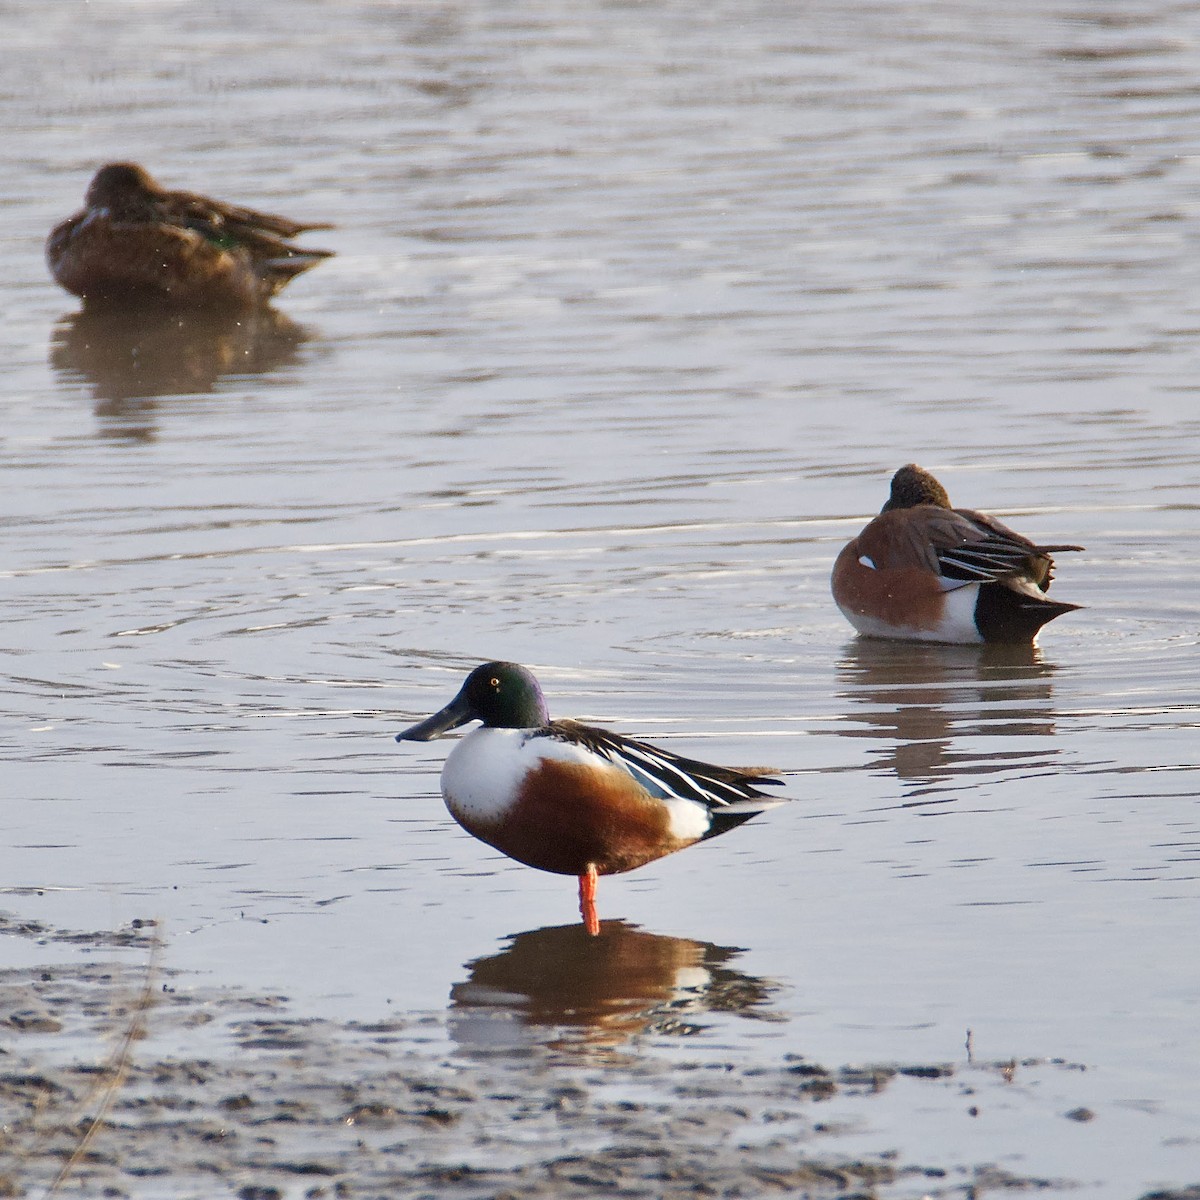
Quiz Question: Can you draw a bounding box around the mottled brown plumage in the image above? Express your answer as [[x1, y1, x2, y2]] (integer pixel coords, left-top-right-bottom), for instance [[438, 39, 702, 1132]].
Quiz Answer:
[[47, 162, 332, 311]]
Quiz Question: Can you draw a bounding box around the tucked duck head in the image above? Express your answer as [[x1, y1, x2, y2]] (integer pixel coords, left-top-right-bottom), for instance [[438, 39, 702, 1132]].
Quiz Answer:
[[881, 463, 952, 513], [396, 661, 550, 741], [85, 163, 160, 213]]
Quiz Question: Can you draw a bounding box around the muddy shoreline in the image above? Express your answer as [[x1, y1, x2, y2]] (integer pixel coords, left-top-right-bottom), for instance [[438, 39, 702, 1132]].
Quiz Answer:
[[0, 915, 1191, 1199]]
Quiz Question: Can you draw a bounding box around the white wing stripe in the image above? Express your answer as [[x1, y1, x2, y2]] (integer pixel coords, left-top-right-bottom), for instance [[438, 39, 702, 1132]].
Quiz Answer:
[[603, 742, 756, 807], [538, 723, 779, 809]]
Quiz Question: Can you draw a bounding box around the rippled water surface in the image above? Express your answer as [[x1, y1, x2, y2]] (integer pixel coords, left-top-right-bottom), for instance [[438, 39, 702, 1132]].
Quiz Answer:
[[3, 1, 1200, 1194]]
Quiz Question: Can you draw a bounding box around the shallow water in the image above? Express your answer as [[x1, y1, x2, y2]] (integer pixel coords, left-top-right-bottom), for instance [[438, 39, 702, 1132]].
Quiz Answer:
[[3, 0, 1200, 1195]]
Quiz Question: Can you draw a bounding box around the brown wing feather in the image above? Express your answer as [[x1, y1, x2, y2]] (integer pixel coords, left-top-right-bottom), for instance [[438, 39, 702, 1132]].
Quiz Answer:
[[858, 506, 1081, 590], [160, 189, 332, 240], [47, 214, 263, 308]]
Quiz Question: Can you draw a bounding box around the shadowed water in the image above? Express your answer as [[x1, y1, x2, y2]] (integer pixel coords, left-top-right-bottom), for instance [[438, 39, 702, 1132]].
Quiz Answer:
[[2, 1, 1199, 1196]]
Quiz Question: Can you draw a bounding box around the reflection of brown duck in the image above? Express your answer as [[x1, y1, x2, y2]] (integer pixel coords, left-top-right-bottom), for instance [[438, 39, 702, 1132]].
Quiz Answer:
[[836, 638, 1059, 791], [449, 921, 780, 1056], [47, 163, 332, 311], [50, 305, 312, 439]]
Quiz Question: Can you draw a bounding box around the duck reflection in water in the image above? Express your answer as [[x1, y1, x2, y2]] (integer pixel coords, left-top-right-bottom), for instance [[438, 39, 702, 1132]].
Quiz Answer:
[[835, 638, 1060, 795], [50, 305, 313, 441], [449, 920, 781, 1058]]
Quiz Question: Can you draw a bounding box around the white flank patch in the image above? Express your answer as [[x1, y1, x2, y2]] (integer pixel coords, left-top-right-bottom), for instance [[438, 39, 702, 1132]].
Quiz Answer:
[[662, 796, 713, 842], [836, 582, 984, 645], [938, 583, 986, 643]]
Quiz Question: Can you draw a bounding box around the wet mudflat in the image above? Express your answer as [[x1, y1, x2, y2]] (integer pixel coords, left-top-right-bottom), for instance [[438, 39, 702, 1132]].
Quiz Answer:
[[3, 919, 1103, 1200], [3, 0, 1200, 1196]]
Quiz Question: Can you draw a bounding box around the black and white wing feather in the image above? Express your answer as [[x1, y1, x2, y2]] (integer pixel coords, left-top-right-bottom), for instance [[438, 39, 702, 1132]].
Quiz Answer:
[[541, 720, 784, 810], [922, 509, 1083, 589]]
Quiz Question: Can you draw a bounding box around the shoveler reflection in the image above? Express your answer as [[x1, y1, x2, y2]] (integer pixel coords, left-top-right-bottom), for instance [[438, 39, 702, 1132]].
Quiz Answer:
[[450, 921, 780, 1055]]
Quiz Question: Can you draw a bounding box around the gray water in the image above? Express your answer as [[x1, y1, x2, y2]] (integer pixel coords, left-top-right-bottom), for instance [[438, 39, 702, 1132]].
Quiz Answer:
[[3, 1, 1200, 1194]]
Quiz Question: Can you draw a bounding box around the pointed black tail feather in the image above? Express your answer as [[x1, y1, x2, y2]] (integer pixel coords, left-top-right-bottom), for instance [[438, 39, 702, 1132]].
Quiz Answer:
[[975, 584, 1082, 644], [701, 806, 771, 842]]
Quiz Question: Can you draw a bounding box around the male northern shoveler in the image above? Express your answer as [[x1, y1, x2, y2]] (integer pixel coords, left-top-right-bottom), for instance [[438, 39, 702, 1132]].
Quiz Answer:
[[46, 162, 332, 311], [395, 662, 785, 935], [832, 464, 1083, 645]]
